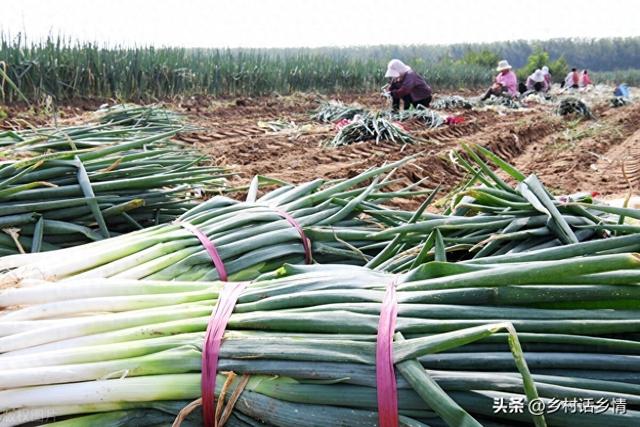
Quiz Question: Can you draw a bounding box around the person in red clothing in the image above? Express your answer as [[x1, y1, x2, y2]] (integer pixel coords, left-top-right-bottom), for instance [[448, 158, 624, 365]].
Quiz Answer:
[[564, 68, 580, 89], [581, 70, 592, 87], [384, 59, 433, 111]]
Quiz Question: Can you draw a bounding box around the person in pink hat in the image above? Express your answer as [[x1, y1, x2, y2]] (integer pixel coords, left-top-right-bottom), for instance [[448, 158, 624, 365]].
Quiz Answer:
[[384, 59, 433, 111]]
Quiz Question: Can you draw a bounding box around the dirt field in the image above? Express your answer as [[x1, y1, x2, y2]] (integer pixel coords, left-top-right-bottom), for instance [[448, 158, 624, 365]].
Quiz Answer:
[[3, 89, 639, 206], [171, 90, 640, 201]]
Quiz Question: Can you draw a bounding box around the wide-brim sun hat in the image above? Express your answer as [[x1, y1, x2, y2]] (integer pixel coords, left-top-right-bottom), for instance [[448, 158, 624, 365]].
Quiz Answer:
[[496, 60, 512, 72], [532, 69, 546, 82], [385, 59, 411, 78], [385, 68, 400, 78]]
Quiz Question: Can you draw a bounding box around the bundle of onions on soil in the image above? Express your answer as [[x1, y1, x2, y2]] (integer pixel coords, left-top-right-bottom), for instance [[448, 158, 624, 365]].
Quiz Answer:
[[327, 113, 416, 147], [480, 96, 522, 110], [430, 96, 475, 110], [610, 97, 631, 108], [0, 158, 431, 284], [0, 105, 187, 156], [368, 144, 640, 272], [1, 254, 639, 426], [0, 131, 230, 255], [387, 107, 444, 129], [555, 98, 594, 119], [94, 104, 186, 128], [311, 100, 368, 123]]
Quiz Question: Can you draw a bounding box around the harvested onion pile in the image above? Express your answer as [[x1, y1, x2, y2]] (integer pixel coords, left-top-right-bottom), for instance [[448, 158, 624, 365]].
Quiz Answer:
[[1, 254, 640, 426], [555, 97, 594, 119], [431, 96, 475, 110], [327, 113, 416, 146], [0, 158, 432, 284], [311, 100, 367, 123]]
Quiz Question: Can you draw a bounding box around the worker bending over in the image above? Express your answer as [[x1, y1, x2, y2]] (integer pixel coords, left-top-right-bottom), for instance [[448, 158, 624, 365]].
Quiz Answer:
[[384, 59, 433, 111]]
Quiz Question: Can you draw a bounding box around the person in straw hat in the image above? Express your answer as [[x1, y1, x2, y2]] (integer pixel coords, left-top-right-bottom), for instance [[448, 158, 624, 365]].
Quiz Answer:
[[383, 59, 433, 111], [481, 59, 518, 100], [525, 69, 549, 93]]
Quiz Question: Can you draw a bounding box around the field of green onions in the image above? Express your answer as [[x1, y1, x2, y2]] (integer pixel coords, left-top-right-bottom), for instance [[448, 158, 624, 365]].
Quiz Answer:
[[0, 36, 495, 102], [2, 36, 640, 104], [1, 129, 640, 427]]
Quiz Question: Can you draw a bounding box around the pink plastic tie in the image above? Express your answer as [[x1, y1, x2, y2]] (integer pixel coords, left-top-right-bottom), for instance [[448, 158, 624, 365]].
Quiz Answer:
[[376, 280, 399, 427], [273, 209, 313, 264], [201, 281, 247, 427], [178, 221, 228, 281]]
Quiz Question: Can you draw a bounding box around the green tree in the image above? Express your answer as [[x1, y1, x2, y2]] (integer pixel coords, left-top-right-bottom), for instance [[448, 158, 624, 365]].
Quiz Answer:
[[518, 48, 549, 79], [549, 56, 569, 81], [460, 49, 501, 69], [517, 48, 569, 82]]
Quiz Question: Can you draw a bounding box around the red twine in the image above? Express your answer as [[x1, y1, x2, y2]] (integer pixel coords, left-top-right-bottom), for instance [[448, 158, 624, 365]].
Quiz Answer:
[[178, 222, 228, 281], [192, 207, 311, 426], [273, 209, 313, 264], [445, 116, 465, 125], [334, 118, 352, 130], [376, 280, 399, 427], [201, 281, 247, 427]]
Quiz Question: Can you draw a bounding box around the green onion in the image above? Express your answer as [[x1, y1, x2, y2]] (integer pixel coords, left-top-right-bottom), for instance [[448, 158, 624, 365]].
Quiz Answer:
[[0, 158, 428, 284], [327, 113, 416, 147], [1, 254, 639, 426], [373, 144, 639, 272]]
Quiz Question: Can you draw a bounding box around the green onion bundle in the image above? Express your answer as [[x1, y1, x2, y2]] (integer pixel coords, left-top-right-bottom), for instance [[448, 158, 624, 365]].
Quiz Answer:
[[430, 96, 475, 110], [311, 100, 368, 123], [0, 158, 430, 284], [0, 131, 230, 255], [95, 104, 185, 128], [387, 107, 445, 129], [0, 105, 186, 157], [367, 144, 640, 272], [555, 97, 594, 119], [327, 113, 416, 147], [481, 96, 522, 109], [610, 97, 631, 108], [1, 254, 639, 426]]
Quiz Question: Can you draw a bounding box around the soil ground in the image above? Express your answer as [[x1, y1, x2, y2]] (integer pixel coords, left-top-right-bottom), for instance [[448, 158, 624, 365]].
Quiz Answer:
[[2, 88, 639, 207], [174, 89, 640, 203]]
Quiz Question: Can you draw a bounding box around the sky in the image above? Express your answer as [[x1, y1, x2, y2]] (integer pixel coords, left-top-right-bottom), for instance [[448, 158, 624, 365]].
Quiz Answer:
[[1, 0, 639, 48]]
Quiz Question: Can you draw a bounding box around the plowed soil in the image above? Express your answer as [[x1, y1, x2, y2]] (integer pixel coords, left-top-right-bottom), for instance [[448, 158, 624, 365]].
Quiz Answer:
[[172, 91, 640, 205], [3, 90, 639, 206]]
